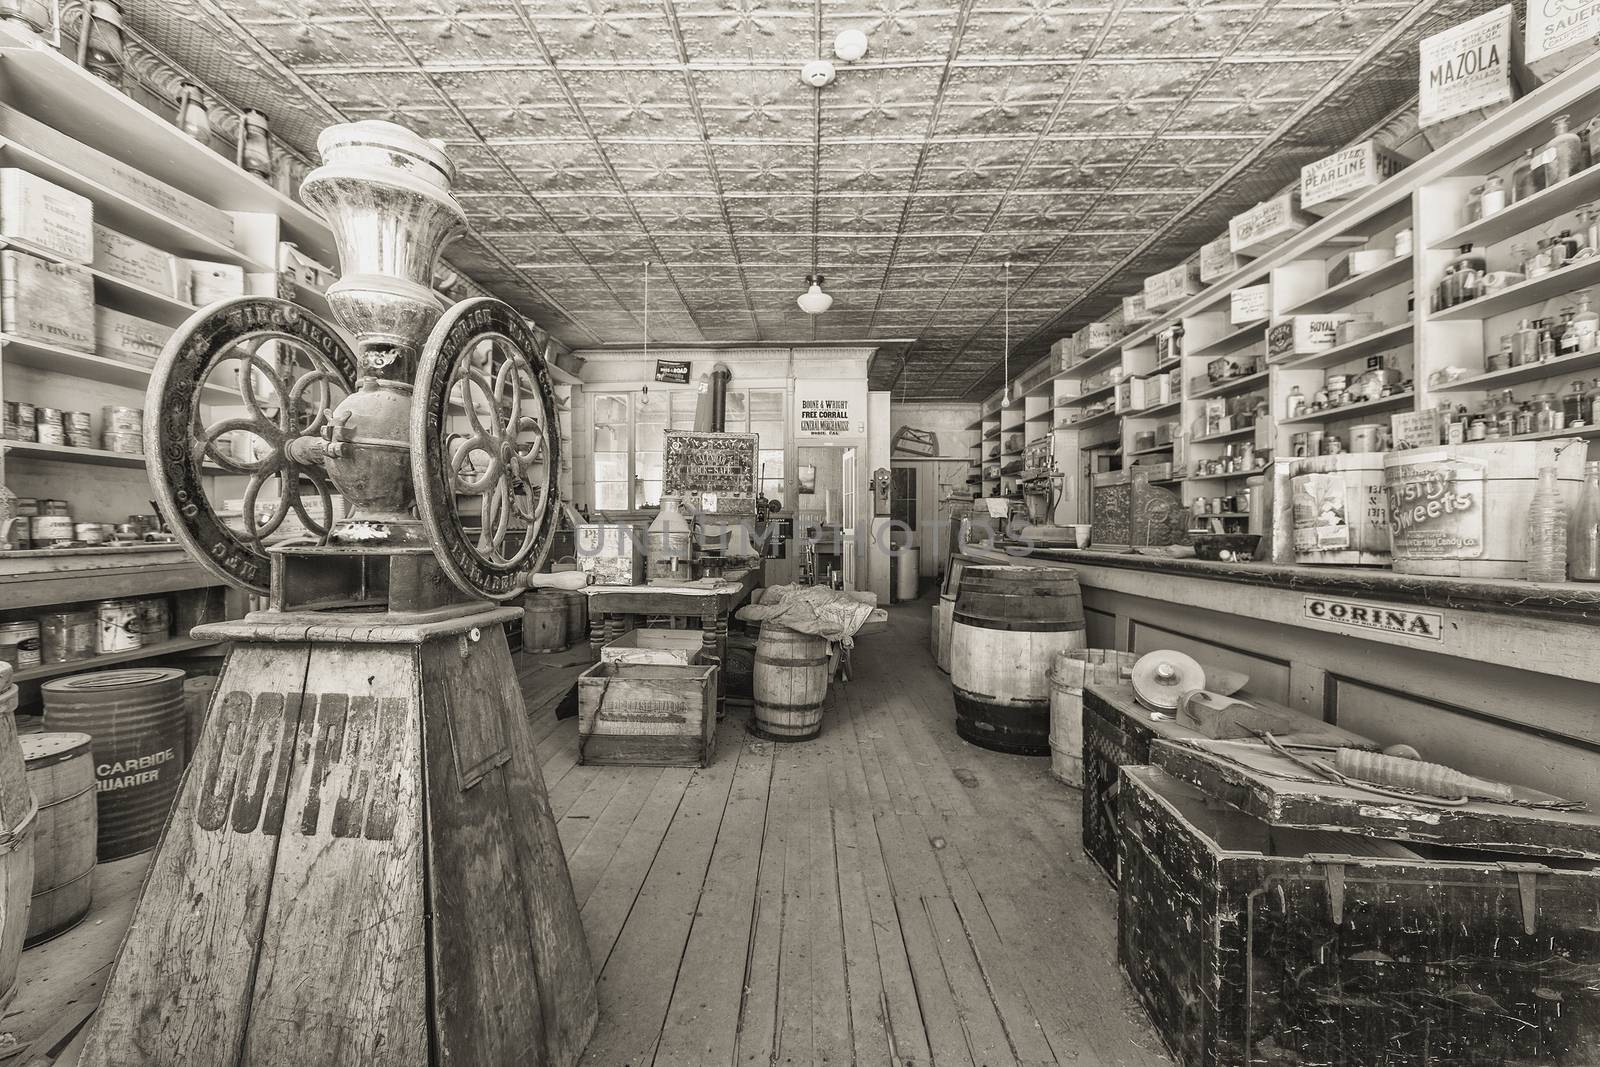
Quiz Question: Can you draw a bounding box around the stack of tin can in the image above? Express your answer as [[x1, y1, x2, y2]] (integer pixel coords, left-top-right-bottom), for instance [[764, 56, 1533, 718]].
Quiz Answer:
[[1, 404, 94, 448], [102, 406, 143, 456]]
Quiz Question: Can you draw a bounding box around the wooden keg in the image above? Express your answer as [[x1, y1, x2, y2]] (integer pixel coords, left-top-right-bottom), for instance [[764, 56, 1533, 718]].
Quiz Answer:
[[41, 666, 186, 861], [950, 566, 1086, 756], [1047, 650, 1138, 788], [936, 594, 953, 674], [564, 590, 589, 647], [20, 732, 94, 944], [522, 589, 569, 652], [0, 666, 37, 1010], [751, 623, 828, 742]]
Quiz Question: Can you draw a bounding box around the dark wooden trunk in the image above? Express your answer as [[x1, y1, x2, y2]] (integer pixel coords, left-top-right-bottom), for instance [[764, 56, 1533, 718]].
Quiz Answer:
[[1118, 766, 1600, 1067]]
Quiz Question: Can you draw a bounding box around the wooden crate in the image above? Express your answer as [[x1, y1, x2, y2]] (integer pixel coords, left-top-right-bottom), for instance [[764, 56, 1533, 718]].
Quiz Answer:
[[577, 661, 717, 768], [599, 628, 704, 666], [1118, 765, 1600, 1067]]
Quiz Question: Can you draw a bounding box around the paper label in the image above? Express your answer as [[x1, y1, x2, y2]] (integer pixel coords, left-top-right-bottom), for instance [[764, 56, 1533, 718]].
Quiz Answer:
[[1419, 5, 1515, 127], [1385, 455, 1486, 560], [1526, 0, 1600, 63]]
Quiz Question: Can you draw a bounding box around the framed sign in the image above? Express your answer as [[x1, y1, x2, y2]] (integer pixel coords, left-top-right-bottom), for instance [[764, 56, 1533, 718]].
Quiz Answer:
[[663, 430, 757, 516], [794, 379, 867, 442], [654, 358, 690, 384]]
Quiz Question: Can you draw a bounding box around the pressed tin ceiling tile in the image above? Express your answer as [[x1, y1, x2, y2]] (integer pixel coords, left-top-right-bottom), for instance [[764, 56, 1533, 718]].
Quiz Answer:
[[123, 0, 1449, 392]]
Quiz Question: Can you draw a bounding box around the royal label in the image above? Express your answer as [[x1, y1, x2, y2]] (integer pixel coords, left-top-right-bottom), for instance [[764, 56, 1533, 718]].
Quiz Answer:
[[1303, 595, 1444, 641], [1419, 6, 1515, 127], [196, 689, 405, 840], [1386, 455, 1486, 560]]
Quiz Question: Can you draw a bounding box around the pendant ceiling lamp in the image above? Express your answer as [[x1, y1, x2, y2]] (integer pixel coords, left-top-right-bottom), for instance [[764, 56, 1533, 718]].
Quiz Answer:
[[798, 274, 832, 315], [1000, 259, 1012, 408]]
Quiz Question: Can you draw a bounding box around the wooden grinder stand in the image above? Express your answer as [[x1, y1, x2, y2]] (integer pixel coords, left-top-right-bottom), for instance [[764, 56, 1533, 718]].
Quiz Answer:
[[78, 122, 596, 1065]]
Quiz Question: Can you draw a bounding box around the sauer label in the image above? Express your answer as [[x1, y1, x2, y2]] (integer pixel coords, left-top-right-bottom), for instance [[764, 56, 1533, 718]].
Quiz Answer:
[[195, 690, 405, 840]]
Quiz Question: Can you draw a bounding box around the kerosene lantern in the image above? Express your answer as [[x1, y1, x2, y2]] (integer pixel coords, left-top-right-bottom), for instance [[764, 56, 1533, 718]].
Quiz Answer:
[[77, 122, 595, 1066]]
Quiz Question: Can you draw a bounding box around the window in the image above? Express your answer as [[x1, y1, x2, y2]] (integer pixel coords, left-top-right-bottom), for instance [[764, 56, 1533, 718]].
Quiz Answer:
[[590, 387, 788, 512]]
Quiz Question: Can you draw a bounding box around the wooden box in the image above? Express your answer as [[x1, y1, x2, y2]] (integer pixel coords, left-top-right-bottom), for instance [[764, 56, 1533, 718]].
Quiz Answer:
[[1119, 759, 1600, 1067], [1287, 454, 1391, 566], [576, 523, 645, 586], [1229, 193, 1312, 257], [577, 661, 717, 768], [0, 168, 93, 263], [182, 259, 246, 305], [599, 628, 704, 666], [95, 306, 173, 368], [1144, 259, 1202, 311], [1, 250, 94, 351], [1199, 232, 1245, 283], [93, 225, 187, 300], [0, 103, 236, 249], [1080, 683, 1368, 883], [1300, 141, 1407, 216]]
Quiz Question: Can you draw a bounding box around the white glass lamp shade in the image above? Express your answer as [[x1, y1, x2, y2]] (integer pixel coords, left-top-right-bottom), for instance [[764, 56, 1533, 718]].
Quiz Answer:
[[797, 278, 833, 315]]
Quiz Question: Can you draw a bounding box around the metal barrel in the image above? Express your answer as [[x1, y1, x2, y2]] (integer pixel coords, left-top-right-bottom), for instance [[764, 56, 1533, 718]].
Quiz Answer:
[[42, 667, 186, 861]]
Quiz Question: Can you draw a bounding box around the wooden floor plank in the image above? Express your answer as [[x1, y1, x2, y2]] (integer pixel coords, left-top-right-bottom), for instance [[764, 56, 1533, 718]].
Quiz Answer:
[[579, 720, 747, 1067], [805, 702, 855, 1066], [652, 734, 775, 1067], [734, 732, 793, 1067], [558, 764, 631, 859], [565, 766, 667, 907], [773, 740, 818, 1067]]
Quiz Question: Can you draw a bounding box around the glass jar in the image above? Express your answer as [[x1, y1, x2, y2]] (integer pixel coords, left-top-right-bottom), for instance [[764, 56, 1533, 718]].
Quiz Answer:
[[1539, 320, 1559, 362], [1434, 263, 1458, 311], [1559, 310, 1581, 356], [1488, 334, 1512, 373], [1467, 415, 1489, 441], [1586, 378, 1600, 425], [1465, 184, 1485, 223], [1565, 380, 1589, 427], [1558, 229, 1581, 263], [1573, 291, 1598, 352], [1515, 403, 1535, 437], [1394, 228, 1413, 256], [1527, 240, 1555, 278], [1538, 114, 1585, 189], [1480, 175, 1507, 216], [83, 0, 126, 88], [1512, 148, 1538, 201], [1448, 245, 1485, 308], [239, 109, 271, 180], [176, 82, 211, 142], [1531, 392, 1562, 433], [1285, 386, 1307, 420]]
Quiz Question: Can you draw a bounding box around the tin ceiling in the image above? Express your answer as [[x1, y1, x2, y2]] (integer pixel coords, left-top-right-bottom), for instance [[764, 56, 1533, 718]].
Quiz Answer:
[[120, 0, 1496, 400]]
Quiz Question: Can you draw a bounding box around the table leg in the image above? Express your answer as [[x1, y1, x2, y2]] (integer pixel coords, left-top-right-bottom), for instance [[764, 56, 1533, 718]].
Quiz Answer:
[[702, 610, 726, 720]]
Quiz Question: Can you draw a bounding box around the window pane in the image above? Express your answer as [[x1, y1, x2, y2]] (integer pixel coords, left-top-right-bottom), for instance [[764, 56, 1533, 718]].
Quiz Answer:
[[759, 450, 784, 480], [635, 391, 667, 425], [594, 422, 627, 452], [636, 479, 662, 509], [749, 389, 784, 423], [594, 393, 628, 426], [670, 388, 698, 426], [752, 421, 784, 450], [637, 451, 663, 481], [594, 451, 628, 481], [635, 420, 665, 454], [725, 390, 748, 428], [595, 482, 629, 510], [762, 479, 784, 501]]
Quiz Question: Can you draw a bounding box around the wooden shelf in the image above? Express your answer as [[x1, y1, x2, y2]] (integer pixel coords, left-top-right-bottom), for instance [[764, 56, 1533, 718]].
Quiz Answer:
[[1128, 400, 1181, 418], [1187, 466, 1271, 483], [0, 439, 227, 473], [12, 635, 222, 684], [1058, 410, 1118, 431], [1191, 425, 1258, 444], [1274, 321, 1413, 371], [1433, 348, 1600, 392], [1428, 255, 1600, 322], [1128, 444, 1174, 457], [1280, 390, 1416, 425], [1188, 320, 1266, 360], [1431, 166, 1600, 251], [1061, 342, 1122, 379], [1284, 255, 1412, 315], [1191, 370, 1268, 400], [0, 333, 233, 401], [0, 235, 196, 326], [1061, 383, 1115, 407]]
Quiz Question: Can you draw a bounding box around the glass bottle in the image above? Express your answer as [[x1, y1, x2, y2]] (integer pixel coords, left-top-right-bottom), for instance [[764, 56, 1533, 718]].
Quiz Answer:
[[1527, 239, 1554, 278], [1285, 385, 1307, 420], [1586, 378, 1600, 425], [239, 109, 272, 181], [1583, 204, 1600, 258], [1434, 262, 1457, 312], [1558, 229, 1581, 263], [1488, 334, 1512, 373], [1466, 184, 1485, 223], [1527, 464, 1569, 582], [176, 82, 212, 142], [1515, 402, 1535, 437], [1512, 148, 1538, 201], [1480, 175, 1507, 216], [1558, 310, 1580, 356], [1512, 318, 1540, 366], [1539, 319, 1558, 362], [1564, 380, 1588, 426], [1539, 114, 1585, 188], [1495, 389, 1521, 437], [1572, 461, 1600, 581], [1574, 292, 1600, 355], [1532, 392, 1562, 433]]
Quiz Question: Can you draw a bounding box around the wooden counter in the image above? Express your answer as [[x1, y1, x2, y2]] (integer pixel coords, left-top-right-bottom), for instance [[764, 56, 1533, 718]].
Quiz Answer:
[[958, 544, 1600, 808]]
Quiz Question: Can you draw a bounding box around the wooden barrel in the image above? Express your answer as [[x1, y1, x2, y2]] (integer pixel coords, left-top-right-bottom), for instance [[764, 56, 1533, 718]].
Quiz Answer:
[[564, 591, 588, 647], [1384, 440, 1587, 578], [1288, 454, 1391, 566], [20, 732, 94, 944], [751, 623, 828, 742], [0, 674, 36, 1011], [522, 590, 569, 652], [41, 666, 186, 861], [950, 566, 1086, 756], [1047, 650, 1138, 788]]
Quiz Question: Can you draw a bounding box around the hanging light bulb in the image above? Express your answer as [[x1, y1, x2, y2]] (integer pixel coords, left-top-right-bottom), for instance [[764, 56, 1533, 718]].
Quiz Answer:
[[797, 273, 832, 315], [999, 259, 1012, 407]]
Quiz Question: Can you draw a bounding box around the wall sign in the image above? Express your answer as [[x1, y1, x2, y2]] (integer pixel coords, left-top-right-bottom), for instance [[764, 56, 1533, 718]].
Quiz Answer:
[[794, 379, 867, 441], [1527, 0, 1600, 71], [1419, 5, 1516, 127], [654, 358, 690, 384], [1302, 595, 1444, 642], [664, 430, 757, 516]]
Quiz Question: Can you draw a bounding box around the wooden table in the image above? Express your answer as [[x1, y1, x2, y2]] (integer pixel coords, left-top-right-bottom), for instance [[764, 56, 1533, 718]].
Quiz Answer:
[[583, 573, 760, 713]]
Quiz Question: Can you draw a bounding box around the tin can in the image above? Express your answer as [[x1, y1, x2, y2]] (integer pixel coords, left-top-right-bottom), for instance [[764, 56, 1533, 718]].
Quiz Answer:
[[74, 523, 106, 545], [102, 432, 143, 456], [14, 499, 38, 517], [38, 610, 95, 664], [1305, 430, 1325, 457], [6, 401, 35, 441], [95, 600, 143, 654], [63, 411, 92, 433], [137, 598, 171, 643], [41, 500, 69, 517], [34, 423, 65, 446], [102, 406, 143, 435], [32, 515, 75, 546], [0, 621, 41, 668], [64, 434, 93, 450], [1291, 432, 1310, 458]]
